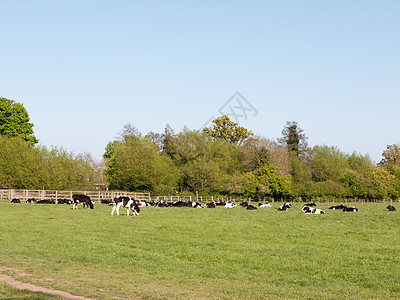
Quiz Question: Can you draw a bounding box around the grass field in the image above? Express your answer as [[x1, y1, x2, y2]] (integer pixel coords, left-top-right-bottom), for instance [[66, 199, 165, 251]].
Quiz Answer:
[[0, 201, 399, 299]]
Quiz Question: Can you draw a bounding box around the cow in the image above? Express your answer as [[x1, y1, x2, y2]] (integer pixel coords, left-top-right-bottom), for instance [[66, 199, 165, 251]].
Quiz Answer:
[[343, 206, 358, 212], [11, 198, 20, 203], [278, 203, 291, 211], [72, 194, 93, 209], [240, 201, 249, 207], [224, 201, 237, 208], [258, 202, 272, 208], [246, 205, 257, 210], [36, 199, 56, 204], [305, 202, 316, 207], [191, 201, 204, 208], [329, 204, 347, 210], [26, 198, 36, 203], [302, 205, 325, 214], [206, 201, 216, 208], [154, 200, 169, 208], [386, 205, 396, 211], [57, 199, 72, 205], [111, 196, 140, 216]]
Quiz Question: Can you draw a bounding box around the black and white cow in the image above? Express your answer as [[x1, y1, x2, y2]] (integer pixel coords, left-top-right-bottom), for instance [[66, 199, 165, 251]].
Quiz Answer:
[[72, 194, 93, 209], [36, 199, 56, 204], [57, 198, 73, 205], [258, 202, 272, 208], [26, 198, 36, 203], [329, 204, 347, 210], [305, 202, 316, 207], [302, 205, 325, 214], [278, 203, 291, 211], [206, 201, 216, 208], [224, 201, 237, 208], [343, 206, 358, 212], [246, 205, 257, 210], [387, 205, 397, 211], [11, 198, 20, 203], [111, 196, 140, 216]]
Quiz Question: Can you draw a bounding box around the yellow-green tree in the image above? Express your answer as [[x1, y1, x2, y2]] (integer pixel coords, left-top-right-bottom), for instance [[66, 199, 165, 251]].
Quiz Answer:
[[202, 115, 253, 144]]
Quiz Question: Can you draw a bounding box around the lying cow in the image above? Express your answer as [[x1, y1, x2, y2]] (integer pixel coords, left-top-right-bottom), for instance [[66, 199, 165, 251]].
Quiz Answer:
[[302, 205, 325, 214], [72, 194, 93, 209], [305, 202, 316, 207], [258, 202, 272, 208], [246, 205, 257, 210], [37, 199, 55, 204], [111, 196, 140, 216], [26, 198, 36, 203], [206, 201, 216, 208], [278, 203, 291, 211], [329, 204, 347, 210], [387, 205, 396, 211], [343, 206, 358, 212], [11, 198, 20, 203], [224, 201, 237, 208]]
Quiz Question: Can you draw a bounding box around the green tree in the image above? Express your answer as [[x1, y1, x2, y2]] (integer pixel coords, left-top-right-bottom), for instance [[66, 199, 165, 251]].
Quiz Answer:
[[104, 134, 179, 194], [379, 144, 400, 167], [278, 121, 309, 158], [0, 97, 38, 146], [202, 115, 253, 144]]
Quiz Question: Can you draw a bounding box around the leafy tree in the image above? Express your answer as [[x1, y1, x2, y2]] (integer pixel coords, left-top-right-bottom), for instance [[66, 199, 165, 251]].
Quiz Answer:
[[0, 97, 38, 146], [310, 145, 348, 182], [104, 134, 179, 194], [278, 121, 309, 158], [202, 115, 253, 144], [379, 144, 400, 167], [254, 165, 292, 199], [240, 136, 291, 176]]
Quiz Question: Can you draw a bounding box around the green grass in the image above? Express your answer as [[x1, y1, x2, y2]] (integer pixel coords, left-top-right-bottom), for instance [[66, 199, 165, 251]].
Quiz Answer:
[[0, 201, 399, 299]]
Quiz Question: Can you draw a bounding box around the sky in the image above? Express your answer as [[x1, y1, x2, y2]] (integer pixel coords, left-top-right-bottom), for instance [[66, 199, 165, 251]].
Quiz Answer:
[[1, 0, 399, 163]]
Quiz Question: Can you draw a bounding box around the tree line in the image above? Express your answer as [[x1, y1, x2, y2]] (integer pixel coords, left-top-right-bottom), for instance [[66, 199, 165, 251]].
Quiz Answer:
[[1, 97, 400, 199]]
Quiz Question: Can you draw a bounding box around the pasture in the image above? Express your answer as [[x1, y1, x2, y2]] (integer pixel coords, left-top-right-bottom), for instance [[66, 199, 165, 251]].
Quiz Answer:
[[0, 201, 399, 299]]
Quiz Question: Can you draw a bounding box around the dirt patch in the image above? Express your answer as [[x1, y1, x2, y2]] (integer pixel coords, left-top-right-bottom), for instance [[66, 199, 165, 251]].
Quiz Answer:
[[0, 267, 96, 300]]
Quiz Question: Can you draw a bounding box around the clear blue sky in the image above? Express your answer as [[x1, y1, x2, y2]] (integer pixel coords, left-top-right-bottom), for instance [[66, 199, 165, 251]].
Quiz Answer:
[[1, 0, 399, 163]]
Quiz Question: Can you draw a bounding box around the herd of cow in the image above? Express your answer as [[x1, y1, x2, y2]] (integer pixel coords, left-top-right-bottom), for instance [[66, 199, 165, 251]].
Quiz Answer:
[[9, 194, 398, 215]]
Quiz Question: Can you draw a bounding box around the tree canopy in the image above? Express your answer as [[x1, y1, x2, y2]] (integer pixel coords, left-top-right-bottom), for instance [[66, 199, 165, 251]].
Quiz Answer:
[[202, 115, 253, 144], [0, 97, 38, 146]]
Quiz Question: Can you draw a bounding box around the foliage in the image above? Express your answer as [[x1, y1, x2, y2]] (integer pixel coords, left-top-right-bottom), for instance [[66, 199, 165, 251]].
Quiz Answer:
[[202, 115, 253, 144], [379, 144, 400, 167], [278, 121, 309, 158], [0, 136, 100, 190], [103, 134, 179, 194], [0, 97, 38, 146]]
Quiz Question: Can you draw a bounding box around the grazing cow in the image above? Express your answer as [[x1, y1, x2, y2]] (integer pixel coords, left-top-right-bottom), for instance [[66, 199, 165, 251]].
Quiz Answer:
[[329, 204, 347, 210], [302, 205, 325, 214], [206, 201, 216, 208], [111, 196, 140, 216], [246, 205, 257, 210], [258, 202, 272, 208], [72, 194, 93, 209], [224, 201, 237, 208], [26, 198, 36, 203], [343, 206, 358, 212], [11, 198, 20, 203], [278, 203, 291, 211], [36, 199, 56, 204], [387, 205, 396, 211]]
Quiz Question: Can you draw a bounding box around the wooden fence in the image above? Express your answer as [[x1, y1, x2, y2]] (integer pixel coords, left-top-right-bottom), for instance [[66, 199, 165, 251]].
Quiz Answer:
[[0, 189, 150, 202]]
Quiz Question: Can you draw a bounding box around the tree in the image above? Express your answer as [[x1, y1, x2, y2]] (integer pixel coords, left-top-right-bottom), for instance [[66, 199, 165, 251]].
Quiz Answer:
[[278, 121, 309, 158], [0, 97, 38, 146], [202, 115, 253, 144], [379, 144, 400, 167]]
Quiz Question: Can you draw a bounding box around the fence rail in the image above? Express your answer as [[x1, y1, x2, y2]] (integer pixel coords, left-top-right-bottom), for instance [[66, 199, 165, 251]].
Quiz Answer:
[[0, 189, 150, 202]]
